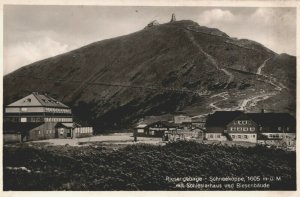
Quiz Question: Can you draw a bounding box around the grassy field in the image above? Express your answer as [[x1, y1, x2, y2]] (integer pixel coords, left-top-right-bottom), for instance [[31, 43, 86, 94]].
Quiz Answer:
[[3, 141, 296, 191]]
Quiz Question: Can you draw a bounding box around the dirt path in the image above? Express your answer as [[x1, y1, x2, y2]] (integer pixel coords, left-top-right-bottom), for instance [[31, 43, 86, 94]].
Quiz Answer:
[[235, 92, 277, 111], [220, 68, 234, 88], [185, 30, 234, 88], [209, 92, 231, 111], [257, 58, 271, 75], [257, 58, 287, 91], [185, 30, 219, 69]]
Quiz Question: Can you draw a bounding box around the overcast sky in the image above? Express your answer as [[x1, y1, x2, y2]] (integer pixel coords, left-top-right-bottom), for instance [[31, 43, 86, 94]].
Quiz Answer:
[[3, 5, 296, 75]]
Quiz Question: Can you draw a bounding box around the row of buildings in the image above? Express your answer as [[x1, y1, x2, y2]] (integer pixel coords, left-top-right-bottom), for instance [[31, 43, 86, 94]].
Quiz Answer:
[[3, 92, 93, 143], [3, 92, 296, 150], [134, 111, 296, 149]]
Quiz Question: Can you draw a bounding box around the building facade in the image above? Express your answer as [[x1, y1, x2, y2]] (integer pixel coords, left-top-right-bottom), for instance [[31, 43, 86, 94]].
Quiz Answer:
[[134, 121, 177, 138], [3, 92, 92, 143], [225, 114, 257, 143], [205, 111, 296, 148]]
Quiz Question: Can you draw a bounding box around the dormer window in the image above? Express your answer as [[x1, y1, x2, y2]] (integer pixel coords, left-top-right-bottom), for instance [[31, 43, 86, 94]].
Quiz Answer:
[[23, 98, 31, 103]]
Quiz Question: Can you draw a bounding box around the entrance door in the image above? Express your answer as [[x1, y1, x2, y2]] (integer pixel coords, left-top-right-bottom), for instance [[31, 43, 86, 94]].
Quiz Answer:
[[67, 130, 71, 138], [55, 129, 59, 138]]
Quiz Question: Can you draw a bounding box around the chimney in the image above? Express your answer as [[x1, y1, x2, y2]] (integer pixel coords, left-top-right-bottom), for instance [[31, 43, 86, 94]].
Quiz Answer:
[[170, 13, 176, 22]]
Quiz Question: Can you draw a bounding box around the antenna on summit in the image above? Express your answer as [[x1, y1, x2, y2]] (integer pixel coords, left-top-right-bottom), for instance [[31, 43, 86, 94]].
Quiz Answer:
[[170, 13, 176, 22]]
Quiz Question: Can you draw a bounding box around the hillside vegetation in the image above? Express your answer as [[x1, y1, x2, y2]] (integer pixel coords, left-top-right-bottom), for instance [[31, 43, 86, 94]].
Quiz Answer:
[[4, 20, 296, 130], [3, 141, 296, 190]]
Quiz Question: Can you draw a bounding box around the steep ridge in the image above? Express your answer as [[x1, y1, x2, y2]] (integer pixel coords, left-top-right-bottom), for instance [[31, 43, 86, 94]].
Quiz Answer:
[[4, 20, 296, 131]]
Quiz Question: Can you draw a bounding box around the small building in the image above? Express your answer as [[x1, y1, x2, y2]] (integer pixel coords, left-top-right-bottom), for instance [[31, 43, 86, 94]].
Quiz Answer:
[[134, 121, 177, 138], [171, 127, 204, 141], [134, 124, 148, 137], [191, 116, 207, 129], [170, 13, 176, 22], [55, 122, 93, 139], [174, 115, 192, 124], [145, 20, 159, 28]]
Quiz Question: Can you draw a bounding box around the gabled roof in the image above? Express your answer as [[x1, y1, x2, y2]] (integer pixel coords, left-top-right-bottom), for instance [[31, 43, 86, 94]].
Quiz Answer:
[[135, 124, 148, 129], [7, 92, 69, 108], [56, 122, 81, 128], [206, 111, 244, 127], [247, 113, 296, 127]]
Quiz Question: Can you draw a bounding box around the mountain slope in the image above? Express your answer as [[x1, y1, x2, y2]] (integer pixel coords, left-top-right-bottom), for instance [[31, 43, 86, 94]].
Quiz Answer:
[[4, 20, 296, 131]]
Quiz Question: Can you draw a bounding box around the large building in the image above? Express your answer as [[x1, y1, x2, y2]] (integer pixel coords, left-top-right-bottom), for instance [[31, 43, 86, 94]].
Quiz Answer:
[[4, 92, 73, 123], [205, 111, 296, 148], [3, 92, 93, 143]]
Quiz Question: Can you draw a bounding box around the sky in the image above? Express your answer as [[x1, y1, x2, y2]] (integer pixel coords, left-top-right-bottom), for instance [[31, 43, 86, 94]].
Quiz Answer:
[[3, 5, 296, 75]]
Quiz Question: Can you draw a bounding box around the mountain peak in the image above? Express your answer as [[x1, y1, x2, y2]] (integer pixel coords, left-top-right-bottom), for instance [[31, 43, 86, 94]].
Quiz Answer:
[[4, 16, 295, 130]]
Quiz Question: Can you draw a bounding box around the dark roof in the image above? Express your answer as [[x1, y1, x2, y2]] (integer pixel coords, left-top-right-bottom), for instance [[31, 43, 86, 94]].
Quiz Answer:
[[247, 113, 296, 127], [55, 122, 81, 128], [7, 92, 69, 108], [33, 93, 69, 108], [206, 111, 244, 127], [148, 121, 177, 128]]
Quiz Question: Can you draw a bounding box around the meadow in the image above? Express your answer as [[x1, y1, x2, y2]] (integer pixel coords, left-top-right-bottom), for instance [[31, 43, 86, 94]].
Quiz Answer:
[[3, 141, 296, 190]]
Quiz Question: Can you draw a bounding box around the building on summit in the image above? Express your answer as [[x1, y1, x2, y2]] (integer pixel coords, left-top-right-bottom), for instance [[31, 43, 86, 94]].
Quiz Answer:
[[3, 92, 93, 143], [170, 13, 176, 22]]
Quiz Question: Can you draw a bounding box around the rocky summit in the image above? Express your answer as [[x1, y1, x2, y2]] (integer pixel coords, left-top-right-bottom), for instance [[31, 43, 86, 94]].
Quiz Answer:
[[4, 20, 296, 131]]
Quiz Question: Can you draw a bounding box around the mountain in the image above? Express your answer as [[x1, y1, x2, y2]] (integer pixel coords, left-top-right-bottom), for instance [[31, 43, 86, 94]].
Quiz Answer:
[[4, 20, 296, 131]]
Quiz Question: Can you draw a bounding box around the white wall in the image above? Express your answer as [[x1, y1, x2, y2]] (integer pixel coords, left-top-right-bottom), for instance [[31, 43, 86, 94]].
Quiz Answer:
[[205, 133, 227, 141], [230, 133, 257, 143]]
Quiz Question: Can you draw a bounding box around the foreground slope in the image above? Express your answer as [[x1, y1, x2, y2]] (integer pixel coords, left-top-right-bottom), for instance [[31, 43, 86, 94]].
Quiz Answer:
[[3, 141, 296, 190], [4, 20, 296, 130]]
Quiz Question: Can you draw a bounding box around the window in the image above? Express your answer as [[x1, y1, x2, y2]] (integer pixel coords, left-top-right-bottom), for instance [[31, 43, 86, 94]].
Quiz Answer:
[[237, 127, 242, 131], [21, 117, 27, 122], [232, 135, 235, 139], [216, 134, 221, 138], [250, 127, 255, 132], [209, 134, 213, 138], [230, 127, 236, 131], [243, 127, 248, 132], [242, 120, 247, 125], [21, 107, 28, 112], [238, 135, 241, 139], [244, 135, 248, 139], [253, 135, 256, 138], [237, 121, 242, 125]]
